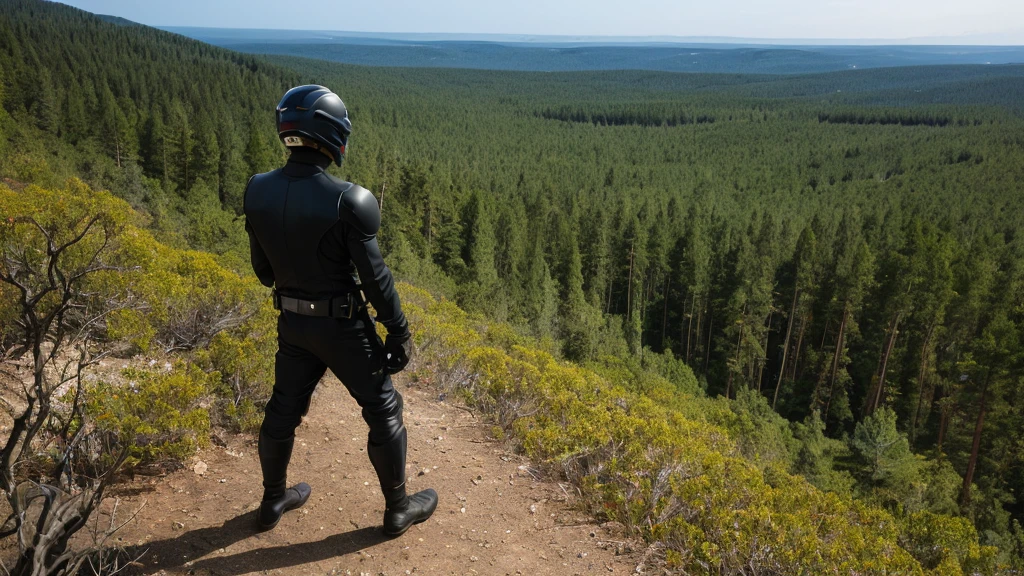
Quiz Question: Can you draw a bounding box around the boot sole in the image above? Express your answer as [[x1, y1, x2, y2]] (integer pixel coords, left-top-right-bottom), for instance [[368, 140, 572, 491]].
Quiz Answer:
[[383, 515, 430, 537], [257, 487, 312, 531], [383, 492, 439, 537]]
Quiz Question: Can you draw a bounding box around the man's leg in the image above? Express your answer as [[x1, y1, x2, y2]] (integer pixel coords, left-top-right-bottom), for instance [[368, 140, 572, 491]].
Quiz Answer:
[[322, 315, 437, 536], [361, 386, 438, 536], [258, 325, 327, 530]]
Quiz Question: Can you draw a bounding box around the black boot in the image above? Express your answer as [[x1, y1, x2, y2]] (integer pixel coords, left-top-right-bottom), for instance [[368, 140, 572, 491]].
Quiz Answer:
[[367, 427, 438, 536], [257, 430, 312, 531]]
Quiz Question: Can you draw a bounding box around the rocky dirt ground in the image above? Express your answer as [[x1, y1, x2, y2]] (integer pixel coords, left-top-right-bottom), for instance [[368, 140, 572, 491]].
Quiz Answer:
[[99, 373, 647, 576]]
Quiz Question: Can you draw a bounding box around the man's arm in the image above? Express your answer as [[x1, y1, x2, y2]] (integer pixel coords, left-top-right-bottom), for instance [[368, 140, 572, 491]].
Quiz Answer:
[[342, 185, 409, 336], [245, 218, 275, 288], [242, 176, 275, 288]]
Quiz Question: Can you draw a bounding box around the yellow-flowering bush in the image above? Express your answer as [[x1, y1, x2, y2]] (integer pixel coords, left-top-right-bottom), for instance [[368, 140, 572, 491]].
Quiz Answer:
[[86, 363, 215, 467], [402, 283, 1000, 574], [1, 180, 270, 464], [901, 511, 998, 574], [196, 298, 278, 431], [0, 180, 1002, 573]]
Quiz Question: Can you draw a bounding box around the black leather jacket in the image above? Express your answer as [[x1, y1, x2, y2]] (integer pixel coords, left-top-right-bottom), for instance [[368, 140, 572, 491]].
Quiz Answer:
[[243, 149, 408, 336]]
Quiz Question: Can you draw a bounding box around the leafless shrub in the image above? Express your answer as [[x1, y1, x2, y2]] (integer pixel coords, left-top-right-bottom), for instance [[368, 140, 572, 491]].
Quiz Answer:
[[158, 299, 251, 353], [0, 208, 138, 575]]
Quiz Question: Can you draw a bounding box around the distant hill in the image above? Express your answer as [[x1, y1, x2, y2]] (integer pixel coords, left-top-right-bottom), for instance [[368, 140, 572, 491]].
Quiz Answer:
[[160, 27, 1024, 47], [165, 27, 1024, 75], [96, 14, 140, 26]]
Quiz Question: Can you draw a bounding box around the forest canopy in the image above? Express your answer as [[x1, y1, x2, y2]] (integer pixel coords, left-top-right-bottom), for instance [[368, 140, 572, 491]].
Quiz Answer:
[[1, 0, 1024, 570]]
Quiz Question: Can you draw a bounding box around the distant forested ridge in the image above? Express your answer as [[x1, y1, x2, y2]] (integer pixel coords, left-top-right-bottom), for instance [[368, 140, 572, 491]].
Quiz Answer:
[[165, 27, 1024, 75], [3, 0, 1024, 571]]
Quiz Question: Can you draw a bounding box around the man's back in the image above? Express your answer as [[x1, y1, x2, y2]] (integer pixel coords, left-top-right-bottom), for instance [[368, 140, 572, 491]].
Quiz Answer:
[[244, 162, 350, 301], [243, 149, 405, 330]]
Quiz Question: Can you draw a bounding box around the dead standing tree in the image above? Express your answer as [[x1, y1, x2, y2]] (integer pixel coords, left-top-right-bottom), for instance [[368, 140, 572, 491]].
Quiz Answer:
[[0, 189, 137, 576]]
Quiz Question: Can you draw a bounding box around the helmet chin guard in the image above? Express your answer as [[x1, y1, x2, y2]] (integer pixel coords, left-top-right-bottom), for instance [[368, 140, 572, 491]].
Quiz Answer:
[[276, 85, 352, 166]]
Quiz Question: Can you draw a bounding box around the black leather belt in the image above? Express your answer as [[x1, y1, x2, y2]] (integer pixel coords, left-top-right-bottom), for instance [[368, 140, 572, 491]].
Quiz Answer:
[[272, 290, 364, 319]]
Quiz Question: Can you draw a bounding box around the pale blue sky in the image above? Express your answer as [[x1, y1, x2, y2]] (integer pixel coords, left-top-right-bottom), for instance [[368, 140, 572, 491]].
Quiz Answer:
[[59, 0, 1024, 43]]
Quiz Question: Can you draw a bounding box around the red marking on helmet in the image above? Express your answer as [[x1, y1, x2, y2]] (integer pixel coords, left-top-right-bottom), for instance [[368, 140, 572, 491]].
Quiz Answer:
[[339, 145, 346, 154], [278, 121, 299, 132]]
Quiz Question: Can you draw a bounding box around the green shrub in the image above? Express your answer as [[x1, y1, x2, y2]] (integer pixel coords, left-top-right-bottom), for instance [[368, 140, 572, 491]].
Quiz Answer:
[[714, 387, 798, 470], [901, 511, 998, 573], [197, 300, 277, 432], [86, 363, 215, 467]]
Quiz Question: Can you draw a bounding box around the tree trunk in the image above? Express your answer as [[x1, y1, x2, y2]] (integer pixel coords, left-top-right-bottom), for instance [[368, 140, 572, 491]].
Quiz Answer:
[[661, 276, 670, 349], [823, 304, 849, 424], [773, 287, 799, 409], [685, 292, 695, 363], [727, 304, 746, 399], [426, 203, 433, 252], [820, 314, 832, 351], [639, 270, 648, 351], [910, 322, 936, 446], [183, 128, 190, 191], [937, 395, 951, 458], [791, 310, 808, 381], [869, 313, 902, 415], [704, 311, 713, 375], [606, 277, 614, 315], [757, 310, 772, 392], [626, 242, 635, 320], [961, 370, 991, 508]]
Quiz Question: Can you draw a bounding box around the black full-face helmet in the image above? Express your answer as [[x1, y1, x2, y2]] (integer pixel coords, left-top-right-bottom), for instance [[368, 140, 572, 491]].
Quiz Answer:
[[276, 85, 353, 166]]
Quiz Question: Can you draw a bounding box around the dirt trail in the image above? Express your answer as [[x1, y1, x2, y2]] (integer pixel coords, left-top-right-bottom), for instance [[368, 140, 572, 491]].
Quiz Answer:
[[112, 374, 644, 575]]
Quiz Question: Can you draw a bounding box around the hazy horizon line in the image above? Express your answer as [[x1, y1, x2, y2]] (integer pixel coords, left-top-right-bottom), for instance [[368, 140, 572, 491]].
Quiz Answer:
[[156, 24, 1024, 47]]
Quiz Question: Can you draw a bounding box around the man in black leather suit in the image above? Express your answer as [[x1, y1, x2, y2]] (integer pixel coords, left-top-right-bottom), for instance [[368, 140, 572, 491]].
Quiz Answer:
[[243, 85, 438, 536]]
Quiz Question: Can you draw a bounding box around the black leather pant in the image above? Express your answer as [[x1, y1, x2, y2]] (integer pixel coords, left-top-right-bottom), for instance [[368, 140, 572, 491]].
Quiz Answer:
[[259, 308, 405, 499]]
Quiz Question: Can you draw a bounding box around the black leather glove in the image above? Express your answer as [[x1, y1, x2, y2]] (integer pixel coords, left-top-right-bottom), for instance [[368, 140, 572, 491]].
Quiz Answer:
[[383, 331, 412, 375]]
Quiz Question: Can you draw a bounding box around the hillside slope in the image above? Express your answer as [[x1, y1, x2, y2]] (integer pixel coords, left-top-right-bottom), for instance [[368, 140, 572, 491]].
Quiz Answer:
[[0, 180, 1006, 574], [0, 0, 296, 238]]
